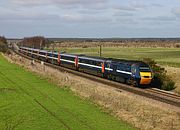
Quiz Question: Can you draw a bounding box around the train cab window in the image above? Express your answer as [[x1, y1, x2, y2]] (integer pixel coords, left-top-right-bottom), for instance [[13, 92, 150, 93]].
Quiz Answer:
[[139, 67, 151, 72], [131, 66, 136, 74], [126, 66, 131, 72]]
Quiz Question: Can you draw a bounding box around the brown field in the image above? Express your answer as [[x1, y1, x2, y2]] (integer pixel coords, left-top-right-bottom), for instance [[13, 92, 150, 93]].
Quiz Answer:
[[49, 41, 180, 48]]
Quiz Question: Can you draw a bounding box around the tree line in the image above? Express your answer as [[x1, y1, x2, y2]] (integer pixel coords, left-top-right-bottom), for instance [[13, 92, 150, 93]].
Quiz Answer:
[[19, 36, 50, 49], [0, 36, 8, 52], [0, 35, 50, 52]]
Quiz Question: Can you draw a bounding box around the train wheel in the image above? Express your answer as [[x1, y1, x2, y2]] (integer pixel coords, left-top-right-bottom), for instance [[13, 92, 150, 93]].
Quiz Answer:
[[125, 78, 132, 84], [133, 81, 139, 87], [107, 74, 112, 80]]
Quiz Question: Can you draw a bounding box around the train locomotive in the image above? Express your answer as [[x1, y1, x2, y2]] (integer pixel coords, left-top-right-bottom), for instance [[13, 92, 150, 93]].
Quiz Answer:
[[19, 46, 153, 87]]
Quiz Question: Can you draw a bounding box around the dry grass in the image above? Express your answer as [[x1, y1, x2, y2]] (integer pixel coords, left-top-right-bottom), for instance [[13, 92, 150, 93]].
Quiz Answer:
[[49, 41, 179, 49], [5, 53, 180, 130], [165, 66, 180, 94]]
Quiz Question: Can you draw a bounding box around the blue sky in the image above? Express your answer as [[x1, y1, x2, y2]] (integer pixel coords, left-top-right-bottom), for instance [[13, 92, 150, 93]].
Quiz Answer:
[[0, 0, 180, 38]]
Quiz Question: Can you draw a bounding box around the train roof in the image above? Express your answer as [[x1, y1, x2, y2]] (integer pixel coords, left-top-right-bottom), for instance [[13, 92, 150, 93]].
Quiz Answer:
[[19, 46, 148, 66], [78, 55, 106, 62], [20, 46, 30, 50], [106, 58, 145, 66], [76, 54, 144, 64], [39, 50, 47, 53], [60, 53, 76, 57], [20, 46, 39, 51]]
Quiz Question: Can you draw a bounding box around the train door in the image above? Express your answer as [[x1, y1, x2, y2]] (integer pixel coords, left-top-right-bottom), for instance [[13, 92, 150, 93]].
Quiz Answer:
[[112, 63, 117, 79], [58, 52, 61, 65], [75, 56, 78, 70]]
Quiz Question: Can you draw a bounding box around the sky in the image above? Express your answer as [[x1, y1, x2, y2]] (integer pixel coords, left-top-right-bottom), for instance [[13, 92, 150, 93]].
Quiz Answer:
[[0, 0, 180, 38]]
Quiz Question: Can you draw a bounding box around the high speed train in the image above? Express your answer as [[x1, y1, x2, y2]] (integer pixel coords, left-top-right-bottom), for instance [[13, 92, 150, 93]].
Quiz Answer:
[[19, 46, 153, 87]]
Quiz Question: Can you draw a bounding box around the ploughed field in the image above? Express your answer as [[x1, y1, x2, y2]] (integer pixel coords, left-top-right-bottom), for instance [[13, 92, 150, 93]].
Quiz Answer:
[[58, 47, 180, 67], [0, 54, 135, 130]]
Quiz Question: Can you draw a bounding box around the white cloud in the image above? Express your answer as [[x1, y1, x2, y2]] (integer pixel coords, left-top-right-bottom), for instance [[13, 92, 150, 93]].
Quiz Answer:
[[113, 12, 134, 17], [113, 1, 147, 12], [115, 18, 138, 24], [113, 5, 137, 11], [60, 14, 111, 23], [172, 7, 180, 18], [11, 0, 108, 8], [130, 1, 148, 10], [0, 12, 59, 21], [151, 3, 163, 7], [142, 16, 177, 22]]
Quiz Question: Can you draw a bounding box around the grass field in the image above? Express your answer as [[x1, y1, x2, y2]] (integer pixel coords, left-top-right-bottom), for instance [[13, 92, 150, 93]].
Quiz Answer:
[[57, 47, 180, 67], [0, 54, 135, 130]]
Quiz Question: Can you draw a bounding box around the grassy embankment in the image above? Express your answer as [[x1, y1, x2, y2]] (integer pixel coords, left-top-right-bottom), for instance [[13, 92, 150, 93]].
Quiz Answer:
[[0, 54, 135, 130]]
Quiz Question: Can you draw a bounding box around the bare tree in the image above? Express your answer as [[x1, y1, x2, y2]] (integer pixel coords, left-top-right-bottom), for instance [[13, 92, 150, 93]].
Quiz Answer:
[[20, 36, 50, 49]]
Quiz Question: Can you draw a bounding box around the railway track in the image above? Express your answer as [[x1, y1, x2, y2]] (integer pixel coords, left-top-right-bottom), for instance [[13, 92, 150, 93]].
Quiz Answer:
[[11, 49, 180, 108], [146, 88, 180, 101]]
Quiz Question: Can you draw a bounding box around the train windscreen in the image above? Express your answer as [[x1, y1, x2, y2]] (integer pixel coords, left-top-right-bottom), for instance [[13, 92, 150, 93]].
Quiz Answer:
[[139, 67, 151, 72]]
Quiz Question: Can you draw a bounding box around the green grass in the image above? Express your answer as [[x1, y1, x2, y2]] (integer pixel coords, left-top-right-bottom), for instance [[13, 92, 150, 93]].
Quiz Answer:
[[0, 54, 135, 130], [57, 47, 180, 67]]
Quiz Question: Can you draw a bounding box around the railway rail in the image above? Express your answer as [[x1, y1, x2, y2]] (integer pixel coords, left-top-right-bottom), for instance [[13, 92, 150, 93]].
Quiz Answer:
[[146, 88, 180, 101], [11, 49, 180, 108]]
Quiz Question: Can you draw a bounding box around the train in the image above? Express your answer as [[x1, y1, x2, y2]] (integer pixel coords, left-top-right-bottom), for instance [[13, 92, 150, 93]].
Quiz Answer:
[[19, 46, 153, 87]]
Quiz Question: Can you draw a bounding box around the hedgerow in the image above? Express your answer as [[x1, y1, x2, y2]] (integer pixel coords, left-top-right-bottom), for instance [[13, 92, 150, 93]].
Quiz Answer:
[[143, 58, 176, 91]]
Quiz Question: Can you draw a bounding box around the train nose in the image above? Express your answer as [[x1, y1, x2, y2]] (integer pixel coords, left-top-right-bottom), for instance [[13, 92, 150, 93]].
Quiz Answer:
[[140, 72, 152, 85]]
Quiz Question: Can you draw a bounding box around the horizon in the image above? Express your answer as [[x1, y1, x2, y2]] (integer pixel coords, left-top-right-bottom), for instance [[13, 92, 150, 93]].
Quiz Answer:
[[4, 35, 180, 40]]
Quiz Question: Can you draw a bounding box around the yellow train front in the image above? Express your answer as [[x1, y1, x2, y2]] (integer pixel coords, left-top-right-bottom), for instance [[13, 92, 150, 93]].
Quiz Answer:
[[130, 62, 153, 86]]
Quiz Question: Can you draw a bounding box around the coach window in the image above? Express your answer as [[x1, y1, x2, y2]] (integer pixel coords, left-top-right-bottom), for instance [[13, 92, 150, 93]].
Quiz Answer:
[[96, 61, 99, 66], [54, 54, 58, 58], [127, 66, 131, 72], [84, 59, 89, 64], [89, 60, 93, 65], [117, 64, 122, 70], [107, 63, 111, 68], [61, 56, 65, 59], [85, 59, 89, 64], [82, 59, 86, 63], [119, 65, 125, 71], [82, 59, 85, 63]]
